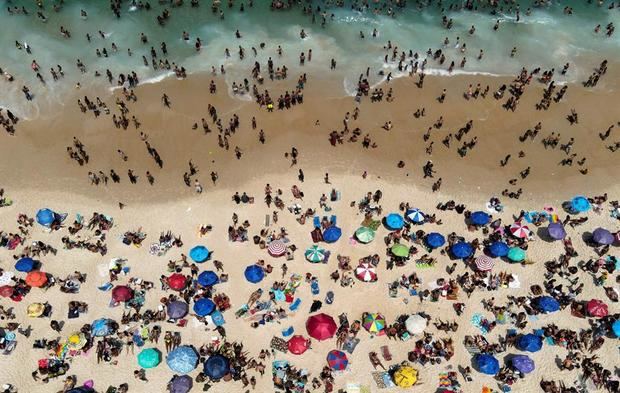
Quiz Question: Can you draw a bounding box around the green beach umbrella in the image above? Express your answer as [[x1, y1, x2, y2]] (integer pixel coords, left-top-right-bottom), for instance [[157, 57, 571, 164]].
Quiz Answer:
[[355, 227, 375, 243], [391, 243, 409, 258], [305, 245, 326, 263], [138, 348, 162, 369], [507, 247, 526, 262]]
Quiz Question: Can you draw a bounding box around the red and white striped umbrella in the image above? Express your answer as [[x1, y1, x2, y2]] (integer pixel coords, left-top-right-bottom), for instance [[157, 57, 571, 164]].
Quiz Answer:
[[475, 255, 494, 271], [267, 240, 287, 257], [510, 221, 530, 239], [355, 263, 377, 282]]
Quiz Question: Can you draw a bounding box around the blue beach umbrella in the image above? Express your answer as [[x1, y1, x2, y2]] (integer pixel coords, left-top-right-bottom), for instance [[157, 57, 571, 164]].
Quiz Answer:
[[244, 264, 264, 283], [451, 242, 473, 259], [570, 196, 590, 213], [15, 257, 36, 272], [166, 346, 198, 374], [204, 354, 230, 380], [470, 211, 490, 226], [475, 353, 500, 375], [323, 226, 342, 243], [197, 270, 219, 287], [137, 348, 162, 369], [385, 213, 404, 230], [425, 232, 445, 249], [36, 208, 55, 226], [511, 355, 535, 374], [167, 301, 189, 319], [405, 209, 425, 224], [169, 375, 193, 393], [189, 245, 210, 263], [592, 228, 614, 245], [193, 298, 216, 317], [547, 222, 566, 240], [612, 320, 620, 338], [534, 296, 560, 313], [91, 318, 115, 337], [517, 334, 543, 352], [488, 241, 509, 258]]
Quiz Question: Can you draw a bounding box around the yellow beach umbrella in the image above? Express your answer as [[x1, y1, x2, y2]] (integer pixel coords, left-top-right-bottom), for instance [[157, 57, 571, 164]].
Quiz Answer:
[[66, 332, 87, 350], [27, 302, 45, 317], [393, 365, 418, 388]]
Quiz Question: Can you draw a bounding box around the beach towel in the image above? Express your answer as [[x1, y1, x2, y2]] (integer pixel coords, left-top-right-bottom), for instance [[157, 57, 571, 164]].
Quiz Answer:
[[98, 282, 113, 291], [270, 336, 288, 353], [289, 298, 301, 311]]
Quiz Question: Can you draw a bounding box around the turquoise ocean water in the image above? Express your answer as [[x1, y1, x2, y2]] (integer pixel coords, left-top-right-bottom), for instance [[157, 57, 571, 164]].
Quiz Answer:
[[1, 0, 619, 118]]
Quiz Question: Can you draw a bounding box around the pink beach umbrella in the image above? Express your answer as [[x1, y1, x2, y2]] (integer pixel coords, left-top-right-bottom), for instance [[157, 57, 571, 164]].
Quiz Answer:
[[267, 240, 287, 257], [510, 221, 530, 239]]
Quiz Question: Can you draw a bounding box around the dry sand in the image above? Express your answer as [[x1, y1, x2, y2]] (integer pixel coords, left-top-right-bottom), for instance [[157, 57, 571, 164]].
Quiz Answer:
[[0, 69, 618, 392]]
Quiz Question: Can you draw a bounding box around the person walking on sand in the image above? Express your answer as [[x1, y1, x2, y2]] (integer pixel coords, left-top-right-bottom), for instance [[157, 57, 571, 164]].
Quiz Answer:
[[194, 179, 203, 193]]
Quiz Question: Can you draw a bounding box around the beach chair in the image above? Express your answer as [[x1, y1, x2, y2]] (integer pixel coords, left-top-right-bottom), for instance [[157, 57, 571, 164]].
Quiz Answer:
[[330, 215, 337, 225], [281, 326, 294, 337], [313, 216, 321, 228], [343, 337, 360, 354], [380, 345, 392, 361]]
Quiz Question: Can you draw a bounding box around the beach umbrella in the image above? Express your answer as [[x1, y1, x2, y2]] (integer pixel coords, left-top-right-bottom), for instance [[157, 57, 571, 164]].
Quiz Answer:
[[425, 232, 445, 248], [586, 299, 608, 318], [362, 313, 386, 334], [25, 271, 47, 287], [0, 272, 14, 286], [111, 285, 133, 302], [169, 375, 193, 393], [204, 354, 230, 379], [167, 273, 187, 291], [189, 245, 210, 263], [405, 209, 425, 224], [507, 247, 526, 262], [167, 301, 189, 319], [510, 221, 530, 239], [15, 257, 36, 272], [592, 228, 614, 245], [385, 213, 405, 230], [306, 313, 337, 341], [323, 226, 342, 243], [305, 244, 326, 263], [287, 335, 310, 355], [475, 354, 500, 375], [355, 263, 377, 282], [516, 334, 543, 352], [355, 227, 375, 243], [0, 285, 14, 297], [27, 303, 45, 318], [197, 270, 219, 287], [570, 196, 590, 213], [193, 298, 216, 317], [91, 318, 115, 337], [488, 242, 509, 258], [327, 350, 348, 370], [470, 211, 490, 226], [244, 264, 264, 283], [391, 243, 409, 258], [534, 296, 560, 313], [36, 208, 55, 226], [612, 320, 620, 338], [166, 346, 198, 374], [67, 388, 95, 393], [405, 314, 427, 335], [138, 348, 161, 369], [511, 355, 535, 374], [451, 242, 473, 259], [393, 365, 418, 388], [475, 255, 494, 271], [66, 332, 87, 350], [547, 222, 566, 240], [267, 239, 287, 257]]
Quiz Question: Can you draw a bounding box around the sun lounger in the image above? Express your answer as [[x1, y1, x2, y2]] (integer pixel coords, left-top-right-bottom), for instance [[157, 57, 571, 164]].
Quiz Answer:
[[380, 345, 392, 361]]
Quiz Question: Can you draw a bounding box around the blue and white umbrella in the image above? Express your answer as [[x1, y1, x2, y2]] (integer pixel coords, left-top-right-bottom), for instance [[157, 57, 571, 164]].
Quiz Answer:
[[405, 209, 425, 224]]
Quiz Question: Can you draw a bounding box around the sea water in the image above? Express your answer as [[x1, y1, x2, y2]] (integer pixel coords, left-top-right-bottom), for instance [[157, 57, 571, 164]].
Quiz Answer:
[[0, 0, 619, 119]]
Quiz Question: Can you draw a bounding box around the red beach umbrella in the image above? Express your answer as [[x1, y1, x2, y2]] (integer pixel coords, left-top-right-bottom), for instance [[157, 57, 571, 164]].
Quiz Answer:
[[0, 285, 14, 297], [25, 271, 47, 287], [586, 299, 608, 318], [306, 313, 337, 341], [168, 273, 187, 291], [287, 335, 310, 355], [510, 221, 530, 239], [475, 255, 494, 271], [267, 240, 287, 257], [111, 285, 133, 302]]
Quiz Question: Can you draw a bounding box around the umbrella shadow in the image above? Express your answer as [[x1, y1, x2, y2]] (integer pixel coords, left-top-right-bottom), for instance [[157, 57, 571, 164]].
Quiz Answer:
[[581, 231, 594, 245], [561, 201, 575, 214], [536, 227, 555, 243]]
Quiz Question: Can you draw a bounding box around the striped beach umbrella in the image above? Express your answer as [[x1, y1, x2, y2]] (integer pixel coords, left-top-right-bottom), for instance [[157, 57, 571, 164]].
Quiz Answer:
[[355, 263, 377, 282], [362, 313, 386, 333], [475, 255, 494, 271], [268, 240, 287, 256], [326, 350, 348, 371], [405, 209, 425, 224], [305, 245, 326, 263], [510, 221, 530, 238]]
